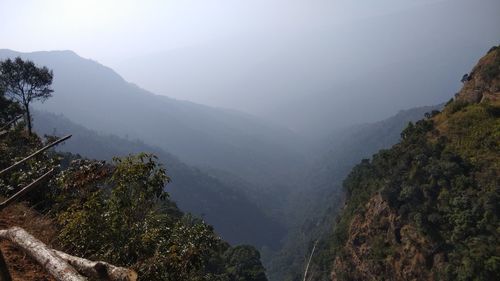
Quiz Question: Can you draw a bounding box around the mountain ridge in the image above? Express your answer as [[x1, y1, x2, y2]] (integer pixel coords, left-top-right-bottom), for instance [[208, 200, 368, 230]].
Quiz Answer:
[[0, 49, 308, 191], [33, 109, 287, 249]]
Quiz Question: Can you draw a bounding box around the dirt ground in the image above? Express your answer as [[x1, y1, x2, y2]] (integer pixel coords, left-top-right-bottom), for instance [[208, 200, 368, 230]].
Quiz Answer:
[[0, 201, 56, 281]]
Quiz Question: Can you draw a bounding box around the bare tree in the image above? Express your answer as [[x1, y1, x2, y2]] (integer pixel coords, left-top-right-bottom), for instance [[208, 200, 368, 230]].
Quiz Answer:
[[0, 57, 53, 134]]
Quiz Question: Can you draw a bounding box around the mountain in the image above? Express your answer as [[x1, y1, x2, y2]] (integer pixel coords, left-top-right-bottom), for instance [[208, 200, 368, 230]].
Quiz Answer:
[[310, 46, 499, 280], [113, 0, 500, 134], [0, 49, 308, 192], [266, 104, 442, 280], [33, 110, 286, 248]]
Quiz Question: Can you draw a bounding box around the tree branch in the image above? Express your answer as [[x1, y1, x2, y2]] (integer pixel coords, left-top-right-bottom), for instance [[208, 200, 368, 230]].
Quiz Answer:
[[0, 168, 55, 210]]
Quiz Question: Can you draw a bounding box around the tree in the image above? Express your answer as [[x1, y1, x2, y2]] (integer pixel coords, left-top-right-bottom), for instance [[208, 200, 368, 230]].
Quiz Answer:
[[0, 85, 22, 125], [0, 57, 53, 134], [224, 246, 268, 281]]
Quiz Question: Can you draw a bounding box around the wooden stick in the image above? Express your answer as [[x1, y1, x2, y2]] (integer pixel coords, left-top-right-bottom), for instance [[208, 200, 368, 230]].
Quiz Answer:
[[0, 227, 86, 281], [0, 135, 71, 176], [303, 240, 318, 281], [0, 115, 22, 132], [0, 169, 54, 210]]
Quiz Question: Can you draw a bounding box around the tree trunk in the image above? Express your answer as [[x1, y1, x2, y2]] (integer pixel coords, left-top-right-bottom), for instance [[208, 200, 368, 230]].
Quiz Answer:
[[0, 227, 137, 281], [24, 103, 32, 134], [0, 227, 86, 281], [54, 250, 137, 281]]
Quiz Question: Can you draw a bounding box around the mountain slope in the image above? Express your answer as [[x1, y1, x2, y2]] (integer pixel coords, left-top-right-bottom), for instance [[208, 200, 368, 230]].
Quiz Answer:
[[33, 110, 286, 248], [114, 0, 500, 134], [313, 46, 499, 280], [0, 49, 307, 190], [266, 104, 442, 281]]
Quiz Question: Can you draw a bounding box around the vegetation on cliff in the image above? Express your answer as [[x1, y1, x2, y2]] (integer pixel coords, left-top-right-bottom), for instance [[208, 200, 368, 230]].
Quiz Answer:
[[311, 46, 499, 281]]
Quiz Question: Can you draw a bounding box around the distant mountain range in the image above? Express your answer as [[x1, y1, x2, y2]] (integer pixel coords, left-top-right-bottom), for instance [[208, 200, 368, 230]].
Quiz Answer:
[[113, 0, 500, 134], [33, 110, 286, 248], [0, 49, 308, 192]]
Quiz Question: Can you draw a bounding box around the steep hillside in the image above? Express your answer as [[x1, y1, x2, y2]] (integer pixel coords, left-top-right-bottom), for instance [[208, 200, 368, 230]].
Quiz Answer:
[[266, 104, 442, 281], [0, 124, 268, 281], [0, 49, 307, 191], [313, 46, 499, 281], [33, 110, 286, 248]]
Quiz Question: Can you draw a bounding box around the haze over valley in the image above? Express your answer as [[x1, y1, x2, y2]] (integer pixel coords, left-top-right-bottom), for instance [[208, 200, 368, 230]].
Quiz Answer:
[[0, 1, 499, 280]]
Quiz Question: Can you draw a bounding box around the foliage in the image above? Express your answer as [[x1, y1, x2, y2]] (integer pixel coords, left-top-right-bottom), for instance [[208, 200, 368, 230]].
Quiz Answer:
[[0, 118, 60, 207], [224, 245, 268, 281], [1, 60, 270, 280], [317, 99, 499, 280], [309, 47, 500, 280], [266, 105, 441, 281], [480, 48, 500, 81], [34, 109, 285, 249], [0, 66, 58, 204], [0, 85, 22, 124], [0, 57, 53, 133], [55, 153, 268, 281]]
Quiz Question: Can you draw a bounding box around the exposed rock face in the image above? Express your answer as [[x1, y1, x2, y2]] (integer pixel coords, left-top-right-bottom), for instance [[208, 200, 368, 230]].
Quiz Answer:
[[331, 195, 442, 281], [457, 46, 500, 104]]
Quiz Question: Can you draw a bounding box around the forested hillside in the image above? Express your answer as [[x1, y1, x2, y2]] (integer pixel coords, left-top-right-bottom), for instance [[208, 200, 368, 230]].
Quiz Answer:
[[33, 110, 286, 248], [308, 46, 499, 280], [267, 104, 442, 281]]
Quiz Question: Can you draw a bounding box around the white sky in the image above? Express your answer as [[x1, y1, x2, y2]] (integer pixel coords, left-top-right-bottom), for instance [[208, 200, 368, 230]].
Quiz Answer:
[[1, 0, 444, 64], [1, 0, 498, 132]]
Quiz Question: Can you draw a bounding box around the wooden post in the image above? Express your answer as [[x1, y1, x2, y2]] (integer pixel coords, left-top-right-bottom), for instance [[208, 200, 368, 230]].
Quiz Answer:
[[0, 115, 22, 132], [0, 168, 55, 210], [0, 135, 71, 177]]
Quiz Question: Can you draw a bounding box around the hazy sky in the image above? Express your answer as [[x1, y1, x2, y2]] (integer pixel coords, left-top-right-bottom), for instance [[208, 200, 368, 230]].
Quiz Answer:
[[1, 0, 499, 132], [2, 0, 445, 62]]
